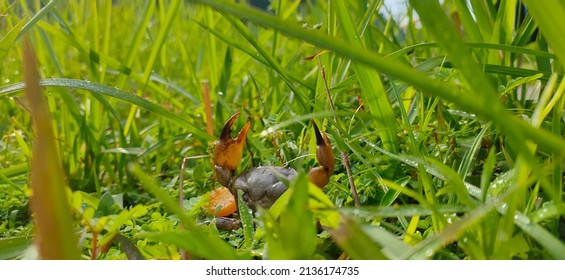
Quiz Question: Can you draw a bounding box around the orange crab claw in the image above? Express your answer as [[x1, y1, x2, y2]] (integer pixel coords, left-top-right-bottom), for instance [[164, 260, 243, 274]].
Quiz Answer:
[[205, 186, 237, 217], [213, 112, 251, 172], [308, 120, 335, 188]]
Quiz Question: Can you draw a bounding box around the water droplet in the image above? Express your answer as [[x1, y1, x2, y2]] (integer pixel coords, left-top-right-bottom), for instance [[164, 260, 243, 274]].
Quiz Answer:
[[514, 214, 530, 225], [425, 249, 434, 257], [499, 203, 508, 212]]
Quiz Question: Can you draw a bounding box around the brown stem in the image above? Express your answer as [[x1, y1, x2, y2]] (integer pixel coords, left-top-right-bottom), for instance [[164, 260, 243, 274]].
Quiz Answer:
[[97, 233, 117, 256], [179, 157, 190, 260], [316, 56, 360, 207], [90, 231, 98, 260], [271, 137, 284, 166]]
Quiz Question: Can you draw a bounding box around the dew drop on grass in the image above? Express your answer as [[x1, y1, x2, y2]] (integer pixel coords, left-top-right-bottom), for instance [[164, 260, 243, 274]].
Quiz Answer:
[[514, 214, 531, 225], [260, 127, 275, 137], [499, 203, 508, 212], [425, 249, 434, 257]]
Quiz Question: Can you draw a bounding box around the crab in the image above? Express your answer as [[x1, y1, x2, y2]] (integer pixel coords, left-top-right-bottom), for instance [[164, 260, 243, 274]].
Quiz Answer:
[[212, 112, 335, 211]]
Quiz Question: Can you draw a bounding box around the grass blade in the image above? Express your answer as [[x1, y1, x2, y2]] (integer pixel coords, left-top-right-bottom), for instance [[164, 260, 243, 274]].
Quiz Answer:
[[0, 78, 210, 140], [222, 14, 311, 111], [0, 18, 27, 67], [334, 1, 398, 152], [145, 231, 246, 260], [0, 236, 33, 260], [189, 0, 565, 156], [332, 216, 412, 260], [237, 190, 254, 250], [141, 0, 181, 84], [523, 1, 565, 68], [128, 163, 245, 259], [23, 40, 80, 260]]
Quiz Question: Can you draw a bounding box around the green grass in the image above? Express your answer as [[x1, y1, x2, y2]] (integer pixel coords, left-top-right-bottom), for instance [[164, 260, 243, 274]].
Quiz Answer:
[[1, 0, 564, 259]]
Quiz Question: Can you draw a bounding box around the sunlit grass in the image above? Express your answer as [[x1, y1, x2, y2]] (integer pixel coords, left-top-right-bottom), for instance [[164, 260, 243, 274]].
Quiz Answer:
[[1, 0, 564, 259]]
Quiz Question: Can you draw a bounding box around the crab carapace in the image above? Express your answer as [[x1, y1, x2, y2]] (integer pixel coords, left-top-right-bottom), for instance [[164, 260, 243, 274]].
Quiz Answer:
[[213, 112, 335, 210]]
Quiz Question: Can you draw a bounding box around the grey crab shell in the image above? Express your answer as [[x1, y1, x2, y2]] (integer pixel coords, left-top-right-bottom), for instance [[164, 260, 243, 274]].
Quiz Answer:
[[231, 166, 297, 209]]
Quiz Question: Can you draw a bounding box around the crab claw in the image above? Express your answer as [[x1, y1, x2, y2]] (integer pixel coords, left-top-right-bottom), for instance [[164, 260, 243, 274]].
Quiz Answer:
[[308, 120, 335, 188], [213, 112, 251, 172]]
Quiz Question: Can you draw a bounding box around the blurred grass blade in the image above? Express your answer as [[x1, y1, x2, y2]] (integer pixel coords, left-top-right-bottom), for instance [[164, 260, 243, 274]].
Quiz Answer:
[[0, 236, 33, 260], [279, 174, 317, 259], [369, 141, 479, 204], [23, 40, 80, 260], [531, 203, 565, 223], [454, 0, 483, 42], [263, 174, 317, 259], [222, 14, 311, 110], [0, 19, 27, 65], [423, 157, 475, 208], [0, 78, 210, 140], [402, 202, 494, 259], [480, 147, 497, 203], [128, 163, 198, 228], [458, 122, 492, 182], [116, 0, 155, 88], [387, 42, 556, 60], [141, 0, 181, 84], [368, 139, 565, 258], [128, 163, 245, 259], [17, 0, 59, 39], [334, 1, 398, 152], [409, 0, 531, 154], [308, 182, 341, 229], [192, 19, 313, 91], [332, 216, 412, 260], [523, 1, 565, 67], [257, 174, 315, 259], [145, 231, 247, 260], [337, 205, 468, 218]]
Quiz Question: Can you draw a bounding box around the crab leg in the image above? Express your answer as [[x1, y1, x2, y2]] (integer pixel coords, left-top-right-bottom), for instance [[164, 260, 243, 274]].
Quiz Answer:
[[308, 121, 335, 188]]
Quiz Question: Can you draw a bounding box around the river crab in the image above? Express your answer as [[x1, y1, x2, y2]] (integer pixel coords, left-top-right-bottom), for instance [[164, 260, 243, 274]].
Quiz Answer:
[[212, 112, 335, 210]]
